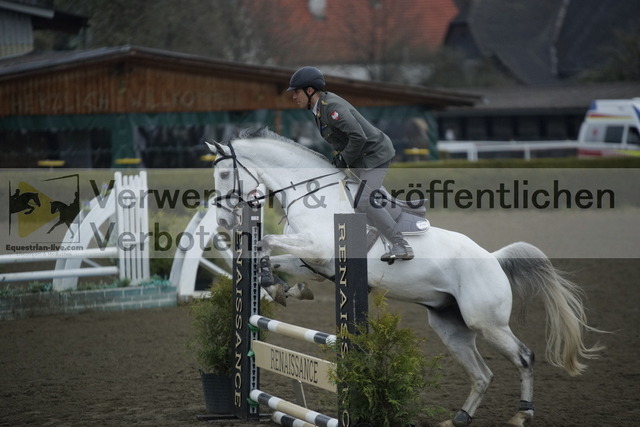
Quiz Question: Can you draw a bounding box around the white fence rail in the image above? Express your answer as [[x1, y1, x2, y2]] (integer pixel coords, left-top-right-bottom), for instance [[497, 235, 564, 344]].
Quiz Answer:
[[437, 140, 639, 161], [437, 140, 581, 161]]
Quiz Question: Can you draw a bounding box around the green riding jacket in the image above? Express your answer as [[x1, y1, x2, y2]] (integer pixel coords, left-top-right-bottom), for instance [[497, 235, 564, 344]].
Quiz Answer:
[[315, 92, 395, 169]]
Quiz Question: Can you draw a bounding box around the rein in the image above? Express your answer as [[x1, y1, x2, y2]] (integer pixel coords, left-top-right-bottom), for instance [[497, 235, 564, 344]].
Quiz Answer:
[[212, 142, 260, 211], [244, 170, 342, 209], [299, 259, 335, 282], [212, 140, 342, 220]]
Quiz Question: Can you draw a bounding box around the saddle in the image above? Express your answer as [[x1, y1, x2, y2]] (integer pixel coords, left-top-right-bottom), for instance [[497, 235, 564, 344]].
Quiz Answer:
[[343, 179, 430, 250]]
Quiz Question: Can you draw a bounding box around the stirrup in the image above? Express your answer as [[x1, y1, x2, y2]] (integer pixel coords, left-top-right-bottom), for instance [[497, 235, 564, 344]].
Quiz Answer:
[[380, 241, 414, 265]]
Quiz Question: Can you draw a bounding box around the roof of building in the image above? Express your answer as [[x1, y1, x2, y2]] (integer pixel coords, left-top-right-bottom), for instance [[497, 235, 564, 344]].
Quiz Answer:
[[555, 0, 640, 78], [443, 82, 640, 114], [262, 0, 458, 65], [0, 0, 54, 19], [0, 0, 87, 33], [0, 45, 480, 109], [467, 0, 560, 85], [446, 0, 640, 85]]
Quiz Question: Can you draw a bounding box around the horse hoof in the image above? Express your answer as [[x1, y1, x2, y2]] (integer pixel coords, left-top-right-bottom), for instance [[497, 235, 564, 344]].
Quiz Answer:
[[452, 409, 472, 426], [504, 410, 533, 427], [286, 283, 315, 300], [258, 273, 274, 288], [298, 283, 315, 300], [264, 284, 287, 306]]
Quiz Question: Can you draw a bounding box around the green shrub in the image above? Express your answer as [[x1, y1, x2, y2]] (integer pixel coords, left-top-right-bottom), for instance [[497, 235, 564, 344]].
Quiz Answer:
[[189, 276, 275, 375], [189, 276, 235, 375], [329, 294, 441, 427]]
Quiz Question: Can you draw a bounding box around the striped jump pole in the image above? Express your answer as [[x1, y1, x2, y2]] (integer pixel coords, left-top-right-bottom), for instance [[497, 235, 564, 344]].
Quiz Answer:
[[272, 411, 315, 427], [249, 315, 337, 345], [251, 390, 339, 427]]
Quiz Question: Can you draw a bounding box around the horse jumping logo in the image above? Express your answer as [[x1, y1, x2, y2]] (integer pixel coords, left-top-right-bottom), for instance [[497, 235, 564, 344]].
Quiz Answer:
[[9, 189, 41, 215], [8, 174, 80, 241]]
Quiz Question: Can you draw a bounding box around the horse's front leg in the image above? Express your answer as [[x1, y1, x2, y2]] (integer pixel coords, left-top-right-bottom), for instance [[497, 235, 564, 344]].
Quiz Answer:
[[47, 220, 63, 234], [258, 233, 332, 306], [269, 254, 332, 284], [266, 254, 334, 303], [260, 232, 333, 263]]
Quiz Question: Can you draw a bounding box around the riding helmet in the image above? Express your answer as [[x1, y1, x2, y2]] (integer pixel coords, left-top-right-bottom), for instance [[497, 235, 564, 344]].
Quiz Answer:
[[287, 66, 325, 91]]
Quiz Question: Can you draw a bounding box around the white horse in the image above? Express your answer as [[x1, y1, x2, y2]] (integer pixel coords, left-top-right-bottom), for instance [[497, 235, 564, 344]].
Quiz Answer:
[[206, 128, 602, 427]]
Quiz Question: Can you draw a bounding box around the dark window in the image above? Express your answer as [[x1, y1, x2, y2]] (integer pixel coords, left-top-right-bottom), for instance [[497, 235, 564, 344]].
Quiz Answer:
[[604, 126, 624, 143], [627, 127, 640, 145]]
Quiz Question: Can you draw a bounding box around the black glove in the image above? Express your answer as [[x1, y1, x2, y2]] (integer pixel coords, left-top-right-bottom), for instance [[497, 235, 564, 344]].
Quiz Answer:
[[332, 154, 347, 169]]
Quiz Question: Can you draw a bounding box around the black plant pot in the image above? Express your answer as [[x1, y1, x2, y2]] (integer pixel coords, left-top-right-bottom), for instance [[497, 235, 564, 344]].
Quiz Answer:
[[200, 370, 233, 415]]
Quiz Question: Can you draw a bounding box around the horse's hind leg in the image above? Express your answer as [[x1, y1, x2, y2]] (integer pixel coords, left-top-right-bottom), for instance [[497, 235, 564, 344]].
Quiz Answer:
[[479, 326, 535, 427], [427, 305, 493, 427]]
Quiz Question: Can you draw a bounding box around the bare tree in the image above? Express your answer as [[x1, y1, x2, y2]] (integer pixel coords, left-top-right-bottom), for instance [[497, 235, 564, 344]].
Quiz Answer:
[[52, 0, 271, 63], [335, 0, 431, 81], [581, 28, 640, 82]]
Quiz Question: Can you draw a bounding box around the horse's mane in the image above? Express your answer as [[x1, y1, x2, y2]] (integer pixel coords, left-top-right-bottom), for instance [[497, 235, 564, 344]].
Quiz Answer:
[[234, 127, 331, 166], [237, 126, 294, 144]]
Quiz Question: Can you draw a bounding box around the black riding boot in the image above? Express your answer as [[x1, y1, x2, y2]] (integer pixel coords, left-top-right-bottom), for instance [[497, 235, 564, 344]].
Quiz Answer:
[[365, 205, 414, 264], [380, 238, 415, 264]]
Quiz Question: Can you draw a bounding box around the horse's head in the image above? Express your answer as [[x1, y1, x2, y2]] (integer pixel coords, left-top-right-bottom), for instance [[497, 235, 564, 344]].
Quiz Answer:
[[206, 139, 265, 229], [49, 201, 58, 214], [21, 192, 41, 207]]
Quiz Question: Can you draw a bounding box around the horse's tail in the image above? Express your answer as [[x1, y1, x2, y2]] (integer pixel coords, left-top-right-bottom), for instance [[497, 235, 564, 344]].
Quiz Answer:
[[493, 241, 604, 376]]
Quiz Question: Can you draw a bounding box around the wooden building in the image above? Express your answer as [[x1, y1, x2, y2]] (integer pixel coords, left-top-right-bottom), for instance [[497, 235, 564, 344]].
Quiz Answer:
[[0, 46, 477, 168], [437, 83, 640, 143]]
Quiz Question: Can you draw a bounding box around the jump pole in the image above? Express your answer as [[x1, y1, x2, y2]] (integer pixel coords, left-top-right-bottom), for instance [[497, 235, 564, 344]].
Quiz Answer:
[[249, 315, 336, 345]]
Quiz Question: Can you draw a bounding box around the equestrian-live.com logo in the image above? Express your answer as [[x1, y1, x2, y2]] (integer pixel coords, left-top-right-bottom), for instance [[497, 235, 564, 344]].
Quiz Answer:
[[8, 174, 81, 244]]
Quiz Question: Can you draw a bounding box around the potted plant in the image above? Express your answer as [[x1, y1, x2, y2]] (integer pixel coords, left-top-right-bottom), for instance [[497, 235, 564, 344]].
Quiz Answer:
[[190, 275, 274, 415], [189, 276, 235, 415]]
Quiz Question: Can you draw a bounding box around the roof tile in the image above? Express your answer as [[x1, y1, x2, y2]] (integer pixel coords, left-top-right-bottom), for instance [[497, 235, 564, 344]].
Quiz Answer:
[[255, 0, 458, 65]]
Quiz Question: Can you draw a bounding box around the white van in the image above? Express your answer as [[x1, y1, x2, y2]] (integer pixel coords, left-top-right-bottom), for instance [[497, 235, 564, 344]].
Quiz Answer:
[[578, 99, 640, 154]]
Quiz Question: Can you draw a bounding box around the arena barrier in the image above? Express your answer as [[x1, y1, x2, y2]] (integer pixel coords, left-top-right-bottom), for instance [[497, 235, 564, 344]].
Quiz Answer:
[[231, 203, 369, 427], [2, 169, 235, 298], [1, 172, 150, 289], [169, 198, 233, 299]]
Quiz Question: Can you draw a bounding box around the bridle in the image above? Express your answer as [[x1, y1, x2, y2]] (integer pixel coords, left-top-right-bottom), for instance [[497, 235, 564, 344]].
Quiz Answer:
[[212, 141, 262, 213], [211, 140, 342, 220]]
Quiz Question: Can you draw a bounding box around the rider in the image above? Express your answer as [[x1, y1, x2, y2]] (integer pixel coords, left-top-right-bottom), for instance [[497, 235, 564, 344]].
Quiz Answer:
[[287, 66, 414, 263]]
